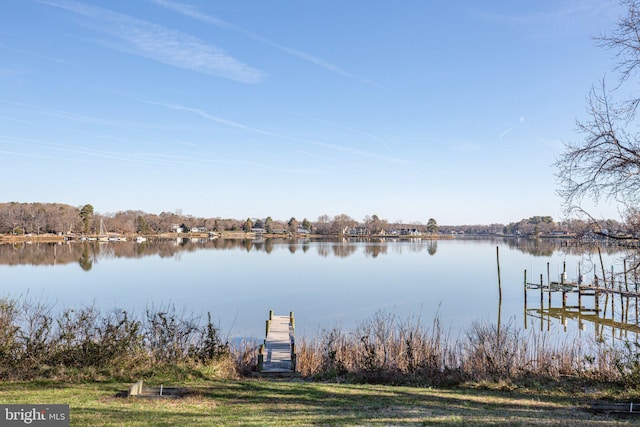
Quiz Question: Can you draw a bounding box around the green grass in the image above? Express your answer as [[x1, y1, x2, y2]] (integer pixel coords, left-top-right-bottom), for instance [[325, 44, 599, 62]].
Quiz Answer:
[[0, 379, 635, 426]]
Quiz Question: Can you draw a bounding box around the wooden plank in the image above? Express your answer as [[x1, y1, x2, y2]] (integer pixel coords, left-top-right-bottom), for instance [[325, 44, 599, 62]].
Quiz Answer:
[[527, 308, 640, 333], [261, 314, 295, 374], [128, 380, 144, 397], [591, 401, 640, 415]]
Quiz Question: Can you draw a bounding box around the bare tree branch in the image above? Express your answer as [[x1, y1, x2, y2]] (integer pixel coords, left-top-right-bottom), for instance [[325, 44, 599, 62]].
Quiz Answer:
[[556, 79, 640, 214]]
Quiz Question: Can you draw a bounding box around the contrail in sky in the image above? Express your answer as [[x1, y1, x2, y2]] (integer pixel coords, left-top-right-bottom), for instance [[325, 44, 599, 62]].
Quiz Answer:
[[39, 0, 265, 84], [146, 100, 404, 163], [149, 0, 383, 88]]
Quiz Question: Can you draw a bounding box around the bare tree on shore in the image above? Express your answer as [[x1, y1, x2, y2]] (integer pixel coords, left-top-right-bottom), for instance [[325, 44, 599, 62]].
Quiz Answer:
[[555, 0, 640, 235]]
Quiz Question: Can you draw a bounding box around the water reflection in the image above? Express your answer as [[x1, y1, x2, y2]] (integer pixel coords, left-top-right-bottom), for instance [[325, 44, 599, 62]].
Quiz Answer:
[[0, 237, 602, 269], [500, 236, 625, 257], [78, 246, 92, 271], [427, 240, 437, 256], [1, 237, 633, 342]]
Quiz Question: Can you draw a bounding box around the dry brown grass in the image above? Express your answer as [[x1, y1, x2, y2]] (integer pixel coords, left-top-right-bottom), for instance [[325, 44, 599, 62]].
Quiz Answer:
[[273, 311, 636, 388]]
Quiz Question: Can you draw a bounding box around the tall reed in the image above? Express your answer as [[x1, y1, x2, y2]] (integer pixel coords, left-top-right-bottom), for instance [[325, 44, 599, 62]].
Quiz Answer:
[[292, 311, 636, 387], [3, 294, 640, 387]]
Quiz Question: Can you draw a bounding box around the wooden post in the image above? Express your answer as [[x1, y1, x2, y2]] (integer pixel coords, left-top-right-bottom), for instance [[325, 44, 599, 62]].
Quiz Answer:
[[524, 269, 528, 304], [540, 274, 544, 308], [524, 270, 528, 329], [266, 319, 271, 337], [578, 283, 582, 311], [633, 268, 640, 326], [624, 288, 630, 325], [594, 274, 600, 315], [619, 283, 625, 323], [598, 247, 606, 288], [578, 262, 582, 284], [611, 286, 615, 324], [540, 274, 544, 332], [594, 274, 600, 340], [496, 246, 502, 335], [548, 274, 552, 308], [258, 344, 265, 371], [290, 311, 295, 331], [578, 262, 583, 310], [496, 246, 502, 301], [623, 259, 630, 324], [291, 341, 297, 372], [269, 310, 273, 320], [561, 262, 567, 310], [546, 261, 551, 330], [624, 260, 629, 292], [602, 275, 609, 319], [613, 266, 624, 324]]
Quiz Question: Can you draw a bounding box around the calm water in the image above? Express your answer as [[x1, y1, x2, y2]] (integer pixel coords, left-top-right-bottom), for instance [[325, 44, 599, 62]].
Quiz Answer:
[[0, 238, 631, 341]]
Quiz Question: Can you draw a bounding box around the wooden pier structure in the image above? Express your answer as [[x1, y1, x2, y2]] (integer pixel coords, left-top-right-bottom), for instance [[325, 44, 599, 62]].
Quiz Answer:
[[257, 311, 297, 376], [524, 262, 640, 338]]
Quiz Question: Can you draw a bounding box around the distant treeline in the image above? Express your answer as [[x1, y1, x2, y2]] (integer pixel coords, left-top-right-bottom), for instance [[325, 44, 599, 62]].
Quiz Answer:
[[0, 202, 625, 237]]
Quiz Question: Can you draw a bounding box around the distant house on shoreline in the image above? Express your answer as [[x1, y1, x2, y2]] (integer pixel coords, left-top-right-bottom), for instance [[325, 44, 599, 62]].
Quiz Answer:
[[399, 228, 421, 236]]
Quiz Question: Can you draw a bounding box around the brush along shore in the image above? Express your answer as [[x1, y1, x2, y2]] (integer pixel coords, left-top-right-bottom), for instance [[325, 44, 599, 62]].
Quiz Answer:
[[1, 298, 639, 424]]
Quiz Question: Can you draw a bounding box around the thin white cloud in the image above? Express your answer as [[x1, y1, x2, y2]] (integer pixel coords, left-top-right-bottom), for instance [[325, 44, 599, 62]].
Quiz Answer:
[[0, 149, 50, 159], [477, 1, 622, 38], [48, 110, 126, 127], [499, 116, 525, 139], [451, 142, 481, 153], [8, 46, 71, 65], [0, 99, 37, 108], [304, 116, 393, 154], [149, 0, 382, 88], [0, 134, 184, 167], [0, 66, 28, 78], [38, 0, 265, 84], [146, 100, 404, 163], [499, 127, 514, 139], [144, 100, 279, 137]]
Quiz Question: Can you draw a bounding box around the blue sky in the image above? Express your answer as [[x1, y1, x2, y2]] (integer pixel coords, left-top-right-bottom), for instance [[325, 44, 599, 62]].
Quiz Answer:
[[0, 0, 625, 225]]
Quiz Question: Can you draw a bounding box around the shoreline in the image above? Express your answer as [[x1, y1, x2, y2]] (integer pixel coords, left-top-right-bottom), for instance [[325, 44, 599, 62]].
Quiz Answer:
[[0, 232, 449, 244]]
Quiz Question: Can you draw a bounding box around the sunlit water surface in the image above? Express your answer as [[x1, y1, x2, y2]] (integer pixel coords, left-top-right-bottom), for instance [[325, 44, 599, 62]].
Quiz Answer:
[[0, 238, 631, 343]]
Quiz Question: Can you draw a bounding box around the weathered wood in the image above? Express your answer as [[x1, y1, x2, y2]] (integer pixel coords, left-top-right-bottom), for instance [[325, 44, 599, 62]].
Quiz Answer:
[[591, 401, 640, 415], [258, 312, 297, 376], [527, 307, 640, 333], [128, 380, 144, 397], [526, 281, 640, 298], [127, 380, 187, 399], [524, 267, 640, 336]]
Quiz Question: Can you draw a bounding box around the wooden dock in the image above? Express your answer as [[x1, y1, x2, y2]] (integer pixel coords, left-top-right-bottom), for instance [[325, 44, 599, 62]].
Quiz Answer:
[[523, 263, 640, 336], [257, 311, 297, 376]]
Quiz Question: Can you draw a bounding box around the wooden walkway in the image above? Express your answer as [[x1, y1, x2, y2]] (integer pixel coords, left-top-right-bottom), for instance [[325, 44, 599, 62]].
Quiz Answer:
[[524, 268, 640, 336], [258, 312, 297, 376]]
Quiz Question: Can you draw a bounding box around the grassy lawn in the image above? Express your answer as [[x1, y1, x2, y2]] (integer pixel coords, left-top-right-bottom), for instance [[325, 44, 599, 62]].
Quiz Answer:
[[0, 379, 634, 426]]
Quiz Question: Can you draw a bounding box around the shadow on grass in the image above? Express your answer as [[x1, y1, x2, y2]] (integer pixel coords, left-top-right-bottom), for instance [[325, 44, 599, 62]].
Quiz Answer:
[[185, 381, 623, 426], [0, 380, 632, 426]]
